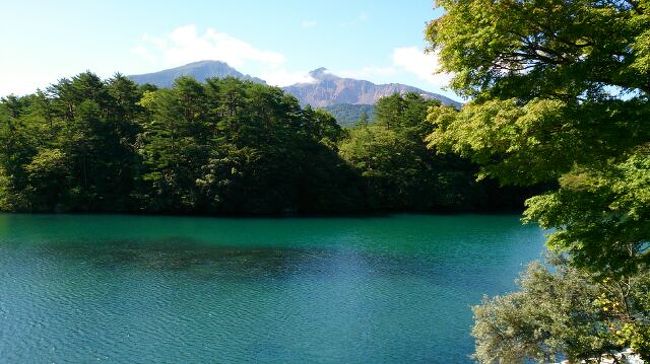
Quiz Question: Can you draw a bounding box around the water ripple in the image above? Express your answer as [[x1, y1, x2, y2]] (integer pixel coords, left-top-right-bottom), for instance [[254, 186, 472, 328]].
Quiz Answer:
[[0, 214, 545, 363]]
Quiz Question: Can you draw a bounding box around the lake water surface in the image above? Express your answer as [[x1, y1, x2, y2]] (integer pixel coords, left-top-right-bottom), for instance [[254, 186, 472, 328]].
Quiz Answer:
[[0, 214, 544, 363]]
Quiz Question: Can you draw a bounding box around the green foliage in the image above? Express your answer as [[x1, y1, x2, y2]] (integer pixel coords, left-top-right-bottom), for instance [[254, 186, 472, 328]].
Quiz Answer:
[[134, 76, 363, 214], [340, 93, 529, 211], [340, 123, 429, 209], [426, 0, 650, 274], [427, 0, 650, 99], [0, 73, 529, 214], [322, 103, 375, 127], [428, 97, 650, 186], [426, 0, 650, 360], [473, 259, 650, 363], [0, 72, 144, 212], [428, 98, 576, 184], [24, 148, 70, 211], [524, 150, 650, 276], [357, 110, 369, 127], [0, 94, 42, 209], [137, 77, 211, 211]]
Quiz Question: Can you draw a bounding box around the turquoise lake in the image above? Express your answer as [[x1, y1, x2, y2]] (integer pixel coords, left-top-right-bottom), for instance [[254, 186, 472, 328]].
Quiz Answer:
[[0, 214, 545, 363]]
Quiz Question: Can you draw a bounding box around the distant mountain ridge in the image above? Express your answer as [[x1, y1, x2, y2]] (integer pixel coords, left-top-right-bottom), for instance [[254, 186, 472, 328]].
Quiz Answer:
[[128, 61, 461, 124], [128, 60, 265, 87], [283, 67, 461, 108]]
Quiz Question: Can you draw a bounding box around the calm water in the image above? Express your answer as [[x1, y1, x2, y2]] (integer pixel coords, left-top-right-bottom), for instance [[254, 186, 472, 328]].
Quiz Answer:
[[0, 214, 544, 363]]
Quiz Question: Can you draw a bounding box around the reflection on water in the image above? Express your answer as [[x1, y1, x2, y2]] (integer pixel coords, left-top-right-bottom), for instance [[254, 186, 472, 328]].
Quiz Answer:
[[0, 214, 545, 363]]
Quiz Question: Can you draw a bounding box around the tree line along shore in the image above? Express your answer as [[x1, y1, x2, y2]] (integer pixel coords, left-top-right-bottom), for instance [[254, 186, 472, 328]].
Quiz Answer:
[[0, 74, 534, 215]]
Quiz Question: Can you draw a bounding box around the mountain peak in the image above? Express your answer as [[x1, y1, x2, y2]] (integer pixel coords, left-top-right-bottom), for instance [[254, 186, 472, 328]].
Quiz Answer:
[[183, 60, 229, 67], [128, 60, 265, 87], [129, 61, 461, 110], [309, 67, 338, 81], [285, 69, 461, 108]]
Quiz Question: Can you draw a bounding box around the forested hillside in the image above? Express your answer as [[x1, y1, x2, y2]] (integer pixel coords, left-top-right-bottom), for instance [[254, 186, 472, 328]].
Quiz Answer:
[[0, 73, 530, 215], [322, 103, 375, 127]]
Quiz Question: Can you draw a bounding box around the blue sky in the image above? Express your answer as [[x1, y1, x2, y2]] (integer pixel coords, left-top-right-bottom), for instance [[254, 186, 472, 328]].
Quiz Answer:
[[1, 1, 456, 99]]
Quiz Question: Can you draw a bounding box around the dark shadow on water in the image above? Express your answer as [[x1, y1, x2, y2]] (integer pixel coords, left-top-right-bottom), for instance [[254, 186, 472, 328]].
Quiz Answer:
[[40, 237, 326, 275], [28, 237, 459, 283]]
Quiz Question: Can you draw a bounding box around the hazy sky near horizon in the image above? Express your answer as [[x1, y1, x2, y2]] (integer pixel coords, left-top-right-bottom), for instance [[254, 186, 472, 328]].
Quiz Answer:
[[0, 1, 458, 99]]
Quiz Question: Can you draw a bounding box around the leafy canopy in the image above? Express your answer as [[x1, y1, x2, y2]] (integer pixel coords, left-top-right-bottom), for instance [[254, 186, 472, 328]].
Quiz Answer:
[[426, 0, 650, 360], [426, 0, 650, 276], [473, 258, 650, 363]]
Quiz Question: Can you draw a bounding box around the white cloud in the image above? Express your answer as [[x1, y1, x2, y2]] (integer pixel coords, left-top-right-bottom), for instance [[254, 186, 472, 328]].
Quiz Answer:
[[259, 69, 316, 87], [133, 25, 285, 69], [338, 66, 397, 80], [334, 47, 452, 89], [132, 25, 320, 87], [391, 46, 452, 88], [128, 26, 453, 92], [301, 20, 318, 28]]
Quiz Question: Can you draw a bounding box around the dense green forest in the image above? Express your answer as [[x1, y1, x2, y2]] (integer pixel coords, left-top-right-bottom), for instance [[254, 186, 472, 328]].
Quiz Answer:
[[0, 74, 529, 215], [425, 0, 649, 361], [322, 103, 375, 127]]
